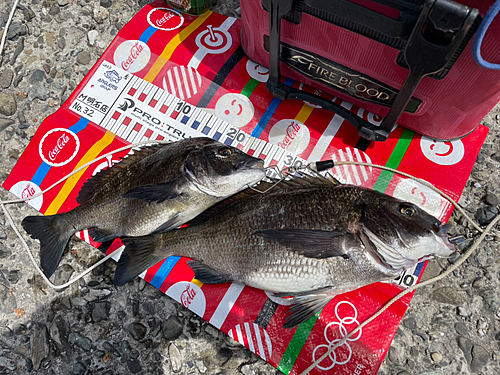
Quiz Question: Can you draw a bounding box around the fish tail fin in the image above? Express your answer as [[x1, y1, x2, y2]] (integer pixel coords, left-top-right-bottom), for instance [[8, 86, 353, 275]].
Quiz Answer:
[[21, 214, 72, 278], [114, 236, 164, 286], [283, 288, 338, 329]]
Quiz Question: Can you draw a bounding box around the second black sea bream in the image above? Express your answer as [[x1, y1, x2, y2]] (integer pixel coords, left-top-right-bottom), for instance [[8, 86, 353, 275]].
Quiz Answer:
[[22, 137, 266, 277], [115, 174, 456, 328]]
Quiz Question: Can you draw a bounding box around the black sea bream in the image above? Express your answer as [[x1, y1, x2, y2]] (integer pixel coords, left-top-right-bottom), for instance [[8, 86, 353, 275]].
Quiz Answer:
[[115, 174, 456, 328]]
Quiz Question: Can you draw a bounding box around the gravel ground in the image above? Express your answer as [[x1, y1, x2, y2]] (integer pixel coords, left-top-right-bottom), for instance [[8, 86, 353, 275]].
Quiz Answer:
[[0, 0, 499, 374]]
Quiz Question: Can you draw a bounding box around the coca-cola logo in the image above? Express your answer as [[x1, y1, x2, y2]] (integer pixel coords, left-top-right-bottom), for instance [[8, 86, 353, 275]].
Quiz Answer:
[[180, 284, 197, 308], [39, 128, 80, 167], [268, 119, 310, 155], [9, 181, 43, 210], [277, 121, 301, 149], [147, 8, 184, 31], [121, 42, 144, 71], [114, 40, 151, 74], [22, 185, 36, 201], [166, 281, 206, 317]]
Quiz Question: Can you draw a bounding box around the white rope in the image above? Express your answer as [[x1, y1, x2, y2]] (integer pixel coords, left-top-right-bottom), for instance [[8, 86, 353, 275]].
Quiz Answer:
[[0, 0, 20, 63]]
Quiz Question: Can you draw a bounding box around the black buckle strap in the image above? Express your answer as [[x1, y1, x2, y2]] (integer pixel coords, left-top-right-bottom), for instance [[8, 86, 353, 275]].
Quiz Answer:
[[262, 0, 480, 141]]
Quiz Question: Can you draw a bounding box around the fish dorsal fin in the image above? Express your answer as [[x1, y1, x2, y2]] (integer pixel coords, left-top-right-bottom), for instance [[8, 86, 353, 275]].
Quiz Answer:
[[185, 173, 339, 227], [76, 144, 166, 204], [184, 185, 265, 227]]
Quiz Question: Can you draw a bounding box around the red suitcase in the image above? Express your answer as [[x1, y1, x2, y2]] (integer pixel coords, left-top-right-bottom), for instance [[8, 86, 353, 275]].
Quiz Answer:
[[240, 0, 500, 141]]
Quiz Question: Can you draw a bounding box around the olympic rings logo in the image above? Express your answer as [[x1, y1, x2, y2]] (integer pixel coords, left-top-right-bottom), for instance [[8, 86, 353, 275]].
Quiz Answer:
[[312, 301, 362, 370]]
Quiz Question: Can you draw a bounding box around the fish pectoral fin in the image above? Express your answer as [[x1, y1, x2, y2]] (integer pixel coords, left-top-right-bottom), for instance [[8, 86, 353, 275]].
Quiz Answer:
[[88, 228, 117, 243], [122, 179, 184, 203], [283, 288, 338, 329], [150, 213, 183, 235], [114, 236, 164, 286], [186, 260, 234, 284], [254, 229, 351, 259]]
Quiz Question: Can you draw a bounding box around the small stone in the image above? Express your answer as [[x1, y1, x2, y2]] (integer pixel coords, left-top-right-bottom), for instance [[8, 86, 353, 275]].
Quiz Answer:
[[495, 332, 500, 341], [49, 5, 60, 15], [162, 315, 183, 341], [484, 193, 500, 206], [0, 243, 12, 258], [0, 93, 17, 116], [6, 22, 27, 40], [431, 352, 442, 362], [58, 0, 69, 5], [457, 336, 473, 365], [10, 37, 25, 64], [195, 360, 207, 373], [93, 6, 109, 24], [77, 51, 91, 65], [58, 36, 66, 49], [431, 287, 462, 305], [50, 315, 69, 350], [475, 205, 498, 226], [471, 345, 489, 372], [127, 322, 147, 341], [92, 301, 110, 322], [53, 264, 74, 286], [0, 69, 14, 89], [457, 306, 469, 317], [132, 299, 139, 316], [127, 359, 142, 373], [216, 347, 232, 365], [455, 322, 468, 336], [169, 343, 182, 372], [121, 340, 131, 355], [402, 317, 417, 330], [388, 345, 403, 365], [100, 0, 113, 8], [0, 357, 16, 371], [7, 270, 20, 284], [143, 302, 155, 315], [68, 332, 92, 351], [72, 361, 86, 375], [31, 324, 49, 370], [0, 288, 17, 313], [88, 30, 99, 46], [27, 70, 49, 102]]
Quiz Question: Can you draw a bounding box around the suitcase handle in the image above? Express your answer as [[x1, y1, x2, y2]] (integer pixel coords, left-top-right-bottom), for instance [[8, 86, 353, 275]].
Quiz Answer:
[[262, 0, 480, 141]]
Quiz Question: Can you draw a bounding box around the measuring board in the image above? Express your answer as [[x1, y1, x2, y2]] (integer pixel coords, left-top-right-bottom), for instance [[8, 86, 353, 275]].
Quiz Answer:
[[70, 60, 306, 176]]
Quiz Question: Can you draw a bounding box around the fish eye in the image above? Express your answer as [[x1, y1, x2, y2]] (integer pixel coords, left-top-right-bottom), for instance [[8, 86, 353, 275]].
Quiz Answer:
[[399, 205, 416, 217], [218, 147, 232, 157]]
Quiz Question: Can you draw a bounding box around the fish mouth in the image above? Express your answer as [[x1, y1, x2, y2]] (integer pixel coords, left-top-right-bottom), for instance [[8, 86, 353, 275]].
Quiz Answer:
[[241, 158, 265, 170], [431, 222, 457, 257]]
